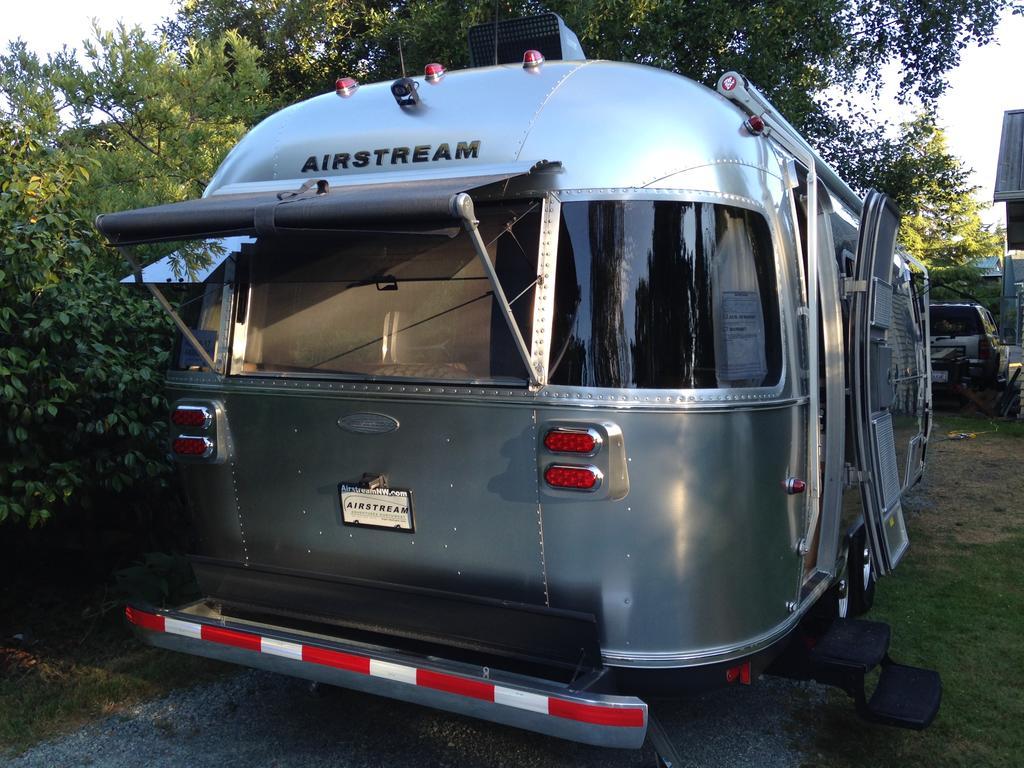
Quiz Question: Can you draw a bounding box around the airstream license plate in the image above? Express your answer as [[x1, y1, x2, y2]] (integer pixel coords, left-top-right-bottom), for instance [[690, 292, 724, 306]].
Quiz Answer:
[[338, 484, 414, 532]]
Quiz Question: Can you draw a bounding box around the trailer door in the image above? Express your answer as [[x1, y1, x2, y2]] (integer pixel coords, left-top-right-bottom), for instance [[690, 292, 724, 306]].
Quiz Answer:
[[850, 190, 910, 575]]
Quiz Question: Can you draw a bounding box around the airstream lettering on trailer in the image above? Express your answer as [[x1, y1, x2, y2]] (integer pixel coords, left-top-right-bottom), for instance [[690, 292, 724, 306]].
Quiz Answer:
[[98, 14, 940, 758], [300, 140, 482, 172]]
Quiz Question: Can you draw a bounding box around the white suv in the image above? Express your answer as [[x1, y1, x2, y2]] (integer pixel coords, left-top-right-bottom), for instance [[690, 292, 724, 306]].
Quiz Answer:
[[930, 302, 1008, 388]]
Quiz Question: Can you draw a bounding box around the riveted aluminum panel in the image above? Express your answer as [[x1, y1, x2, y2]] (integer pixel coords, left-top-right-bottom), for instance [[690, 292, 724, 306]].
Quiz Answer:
[[518, 63, 782, 192], [172, 375, 808, 665], [206, 64, 582, 193], [216, 388, 549, 606], [204, 61, 781, 198], [538, 404, 804, 665], [168, 388, 246, 563]]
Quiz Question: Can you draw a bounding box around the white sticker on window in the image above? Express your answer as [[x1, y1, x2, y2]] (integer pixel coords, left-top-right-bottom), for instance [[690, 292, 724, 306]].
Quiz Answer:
[[718, 291, 767, 381]]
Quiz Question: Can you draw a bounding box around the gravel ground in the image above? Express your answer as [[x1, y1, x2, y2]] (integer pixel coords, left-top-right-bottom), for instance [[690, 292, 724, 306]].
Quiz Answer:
[[8, 669, 824, 768]]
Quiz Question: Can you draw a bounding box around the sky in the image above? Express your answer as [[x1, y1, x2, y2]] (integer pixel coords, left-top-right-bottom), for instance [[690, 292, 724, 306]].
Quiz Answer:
[[3, 1, 1022, 229], [937, 11, 1024, 228], [6, 0, 177, 56], [865, 10, 1024, 229]]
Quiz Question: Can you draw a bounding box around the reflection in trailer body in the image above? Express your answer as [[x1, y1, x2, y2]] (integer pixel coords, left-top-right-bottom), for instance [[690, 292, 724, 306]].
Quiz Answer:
[[98, 15, 940, 757]]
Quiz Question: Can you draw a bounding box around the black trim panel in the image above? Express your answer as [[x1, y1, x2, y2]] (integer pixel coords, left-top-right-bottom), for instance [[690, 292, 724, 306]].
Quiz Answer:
[[191, 556, 601, 670]]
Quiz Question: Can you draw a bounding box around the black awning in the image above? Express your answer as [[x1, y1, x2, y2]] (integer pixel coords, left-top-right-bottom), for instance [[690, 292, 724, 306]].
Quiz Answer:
[[96, 171, 530, 246]]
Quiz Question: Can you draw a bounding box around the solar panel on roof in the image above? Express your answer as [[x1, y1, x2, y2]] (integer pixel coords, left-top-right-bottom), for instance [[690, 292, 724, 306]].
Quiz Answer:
[[468, 13, 581, 67]]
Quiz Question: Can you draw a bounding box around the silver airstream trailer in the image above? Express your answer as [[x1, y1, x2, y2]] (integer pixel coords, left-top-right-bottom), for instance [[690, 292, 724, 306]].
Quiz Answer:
[[98, 14, 940, 757]]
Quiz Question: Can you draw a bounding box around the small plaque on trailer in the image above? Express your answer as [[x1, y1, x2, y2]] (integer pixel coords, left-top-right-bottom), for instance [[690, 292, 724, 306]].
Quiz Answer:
[[930, 370, 948, 383], [338, 483, 414, 532], [178, 329, 217, 369]]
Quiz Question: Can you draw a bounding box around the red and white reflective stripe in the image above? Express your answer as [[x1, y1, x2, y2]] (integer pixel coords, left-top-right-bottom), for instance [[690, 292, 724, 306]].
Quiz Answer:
[[125, 606, 644, 728]]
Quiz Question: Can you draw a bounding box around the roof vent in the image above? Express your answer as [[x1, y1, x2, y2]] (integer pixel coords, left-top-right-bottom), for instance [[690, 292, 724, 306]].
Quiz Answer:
[[468, 13, 585, 68]]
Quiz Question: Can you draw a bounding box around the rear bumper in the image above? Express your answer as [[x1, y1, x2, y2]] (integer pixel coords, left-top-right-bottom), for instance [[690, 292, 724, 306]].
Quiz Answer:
[[190, 556, 602, 670], [125, 603, 648, 749]]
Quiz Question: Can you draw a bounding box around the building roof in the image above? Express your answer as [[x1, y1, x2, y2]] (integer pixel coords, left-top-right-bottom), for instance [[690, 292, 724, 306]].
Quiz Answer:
[[995, 109, 1024, 250], [995, 109, 1024, 202], [975, 256, 1002, 278]]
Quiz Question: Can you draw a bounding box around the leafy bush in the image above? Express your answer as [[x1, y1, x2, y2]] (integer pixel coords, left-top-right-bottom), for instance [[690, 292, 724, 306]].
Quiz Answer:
[[113, 552, 201, 607], [0, 26, 271, 537], [0, 122, 175, 527]]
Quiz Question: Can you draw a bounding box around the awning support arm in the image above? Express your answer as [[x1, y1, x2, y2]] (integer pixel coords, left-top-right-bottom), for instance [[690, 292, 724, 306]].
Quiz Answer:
[[452, 193, 540, 388], [122, 248, 220, 372]]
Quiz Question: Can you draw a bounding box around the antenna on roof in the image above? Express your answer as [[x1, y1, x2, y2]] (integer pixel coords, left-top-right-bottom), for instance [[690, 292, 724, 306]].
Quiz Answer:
[[390, 37, 419, 108], [493, 0, 500, 65]]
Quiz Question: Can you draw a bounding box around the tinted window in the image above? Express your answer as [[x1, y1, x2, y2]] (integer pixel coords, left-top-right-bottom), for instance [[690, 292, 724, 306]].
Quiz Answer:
[[981, 310, 998, 335], [827, 205, 859, 277], [930, 306, 983, 336], [239, 202, 539, 382], [171, 262, 228, 371], [550, 201, 782, 389]]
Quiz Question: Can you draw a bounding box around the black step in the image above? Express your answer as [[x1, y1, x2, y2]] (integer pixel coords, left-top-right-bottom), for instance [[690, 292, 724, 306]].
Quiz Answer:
[[864, 662, 942, 730], [810, 618, 890, 672]]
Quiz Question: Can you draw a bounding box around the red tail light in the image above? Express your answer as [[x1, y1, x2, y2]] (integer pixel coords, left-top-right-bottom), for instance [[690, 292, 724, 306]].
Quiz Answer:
[[171, 405, 212, 429], [979, 337, 990, 360], [544, 465, 601, 491], [173, 436, 213, 458], [544, 428, 601, 455], [725, 661, 752, 685]]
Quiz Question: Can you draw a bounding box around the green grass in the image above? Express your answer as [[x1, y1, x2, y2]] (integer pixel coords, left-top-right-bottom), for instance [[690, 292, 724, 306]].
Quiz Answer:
[[802, 416, 1024, 767], [936, 414, 1024, 439], [0, 593, 230, 756]]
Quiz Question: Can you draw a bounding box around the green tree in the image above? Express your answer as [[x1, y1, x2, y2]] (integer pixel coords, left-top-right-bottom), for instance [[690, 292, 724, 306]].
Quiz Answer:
[[0, 27, 271, 529], [870, 116, 1004, 302], [161, 0, 1020, 193], [2, 24, 270, 240], [162, 0, 1018, 120], [0, 122, 175, 527], [162, 0, 382, 106]]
